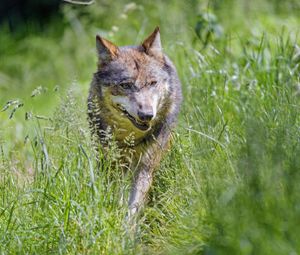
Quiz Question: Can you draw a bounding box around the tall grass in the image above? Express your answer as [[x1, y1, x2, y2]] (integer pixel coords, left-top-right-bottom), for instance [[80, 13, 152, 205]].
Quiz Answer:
[[0, 0, 300, 254]]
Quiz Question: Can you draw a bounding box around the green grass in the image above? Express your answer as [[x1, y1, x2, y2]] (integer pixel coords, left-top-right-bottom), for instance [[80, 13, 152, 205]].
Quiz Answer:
[[1, 0, 300, 254]]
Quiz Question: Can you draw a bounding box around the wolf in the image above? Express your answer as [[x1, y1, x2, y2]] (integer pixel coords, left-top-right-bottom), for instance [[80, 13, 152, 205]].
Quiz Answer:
[[88, 27, 182, 217]]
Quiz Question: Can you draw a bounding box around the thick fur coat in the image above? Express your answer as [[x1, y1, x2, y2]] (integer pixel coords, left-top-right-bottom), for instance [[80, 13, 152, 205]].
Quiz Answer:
[[88, 27, 182, 216]]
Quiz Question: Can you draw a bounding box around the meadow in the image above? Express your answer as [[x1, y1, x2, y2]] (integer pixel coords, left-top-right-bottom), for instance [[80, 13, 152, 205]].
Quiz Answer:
[[0, 0, 300, 254]]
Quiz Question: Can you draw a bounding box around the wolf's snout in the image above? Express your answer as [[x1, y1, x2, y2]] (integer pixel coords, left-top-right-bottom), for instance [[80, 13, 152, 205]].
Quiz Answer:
[[137, 111, 154, 122]]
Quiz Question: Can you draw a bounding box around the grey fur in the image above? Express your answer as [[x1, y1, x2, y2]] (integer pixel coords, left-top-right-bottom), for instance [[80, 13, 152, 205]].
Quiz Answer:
[[88, 28, 182, 217]]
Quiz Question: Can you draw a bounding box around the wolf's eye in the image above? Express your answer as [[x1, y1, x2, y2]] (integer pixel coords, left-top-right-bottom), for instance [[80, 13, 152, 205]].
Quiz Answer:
[[150, 81, 157, 86], [119, 82, 133, 90]]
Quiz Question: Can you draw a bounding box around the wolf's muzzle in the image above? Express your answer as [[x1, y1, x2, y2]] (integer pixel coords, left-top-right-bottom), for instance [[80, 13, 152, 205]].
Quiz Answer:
[[137, 111, 154, 122], [115, 104, 151, 131]]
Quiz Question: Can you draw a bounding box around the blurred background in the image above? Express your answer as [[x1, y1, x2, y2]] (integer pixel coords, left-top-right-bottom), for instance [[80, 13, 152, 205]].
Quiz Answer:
[[1, 0, 299, 111]]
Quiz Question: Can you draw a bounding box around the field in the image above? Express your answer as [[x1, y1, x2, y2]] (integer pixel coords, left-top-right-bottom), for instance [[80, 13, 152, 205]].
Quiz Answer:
[[0, 0, 300, 254]]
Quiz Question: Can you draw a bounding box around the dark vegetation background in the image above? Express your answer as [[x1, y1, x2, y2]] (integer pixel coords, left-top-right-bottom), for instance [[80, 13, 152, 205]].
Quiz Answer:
[[0, 0, 299, 254]]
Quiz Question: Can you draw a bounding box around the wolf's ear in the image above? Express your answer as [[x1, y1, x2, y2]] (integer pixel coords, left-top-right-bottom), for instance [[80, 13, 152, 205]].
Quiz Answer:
[[96, 35, 119, 62], [142, 27, 163, 60]]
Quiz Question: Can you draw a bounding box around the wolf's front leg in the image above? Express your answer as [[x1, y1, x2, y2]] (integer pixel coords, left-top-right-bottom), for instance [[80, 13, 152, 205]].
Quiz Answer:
[[127, 130, 171, 218], [128, 163, 154, 216]]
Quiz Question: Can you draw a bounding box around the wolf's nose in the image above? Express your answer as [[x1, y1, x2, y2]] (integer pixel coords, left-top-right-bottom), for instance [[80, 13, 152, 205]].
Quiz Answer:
[[137, 111, 154, 122]]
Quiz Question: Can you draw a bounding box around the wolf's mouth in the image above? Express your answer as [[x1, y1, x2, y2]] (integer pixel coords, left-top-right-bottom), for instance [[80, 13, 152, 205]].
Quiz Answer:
[[115, 104, 150, 131]]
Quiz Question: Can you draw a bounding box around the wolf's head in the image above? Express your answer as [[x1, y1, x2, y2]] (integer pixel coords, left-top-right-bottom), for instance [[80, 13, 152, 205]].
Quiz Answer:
[[93, 27, 175, 134]]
